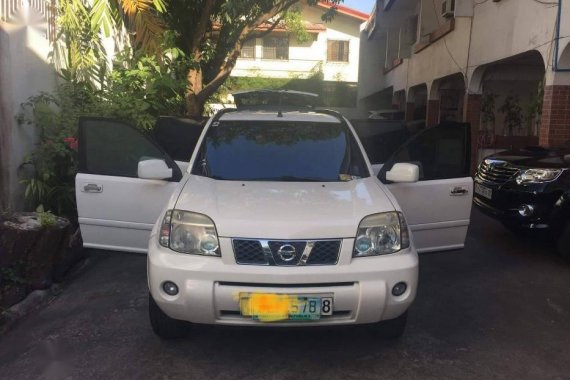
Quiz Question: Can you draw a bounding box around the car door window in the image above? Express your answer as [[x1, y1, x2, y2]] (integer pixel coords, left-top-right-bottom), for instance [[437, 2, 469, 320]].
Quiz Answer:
[[380, 123, 470, 182], [78, 118, 181, 180], [152, 117, 204, 162], [350, 120, 411, 165]]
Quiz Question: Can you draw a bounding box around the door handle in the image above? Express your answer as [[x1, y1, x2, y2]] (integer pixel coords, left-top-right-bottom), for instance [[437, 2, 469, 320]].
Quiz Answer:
[[83, 183, 103, 193], [450, 187, 469, 196]]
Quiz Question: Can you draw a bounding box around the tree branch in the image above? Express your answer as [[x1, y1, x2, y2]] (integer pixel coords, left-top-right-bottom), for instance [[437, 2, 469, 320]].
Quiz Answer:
[[190, 0, 216, 54]]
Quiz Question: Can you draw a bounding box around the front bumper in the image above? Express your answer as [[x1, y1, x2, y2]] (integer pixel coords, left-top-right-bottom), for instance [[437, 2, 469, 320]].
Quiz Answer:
[[473, 181, 560, 227], [148, 237, 418, 327]]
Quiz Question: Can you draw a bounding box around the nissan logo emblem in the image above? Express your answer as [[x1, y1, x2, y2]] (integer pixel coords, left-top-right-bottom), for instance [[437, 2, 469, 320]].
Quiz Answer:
[[277, 244, 297, 262]]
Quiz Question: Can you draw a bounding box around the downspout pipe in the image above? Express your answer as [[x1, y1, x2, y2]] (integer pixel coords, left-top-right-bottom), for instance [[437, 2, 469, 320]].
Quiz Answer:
[[554, 0, 570, 71]]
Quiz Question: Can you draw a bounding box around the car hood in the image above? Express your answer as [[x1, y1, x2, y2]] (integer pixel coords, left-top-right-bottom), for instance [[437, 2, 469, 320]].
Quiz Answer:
[[487, 147, 570, 169], [174, 176, 395, 239]]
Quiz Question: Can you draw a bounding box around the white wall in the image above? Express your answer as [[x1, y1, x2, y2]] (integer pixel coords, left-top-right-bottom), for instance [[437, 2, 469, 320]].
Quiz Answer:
[[357, 28, 387, 100], [0, 19, 56, 210], [359, 0, 569, 105], [469, 0, 557, 70], [405, 17, 470, 90], [232, 4, 363, 83]]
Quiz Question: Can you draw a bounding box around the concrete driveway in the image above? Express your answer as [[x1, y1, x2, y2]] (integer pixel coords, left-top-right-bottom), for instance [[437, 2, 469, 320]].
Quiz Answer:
[[0, 209, 569, 380]]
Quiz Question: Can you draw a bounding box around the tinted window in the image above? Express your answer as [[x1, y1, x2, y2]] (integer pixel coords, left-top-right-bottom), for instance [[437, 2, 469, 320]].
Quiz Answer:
[[193, 121, 369, 181], [153, 117, 204, 162], [383, 123, 470, 181], [350, 120, 410, 164], [80, 119, 167, 178]]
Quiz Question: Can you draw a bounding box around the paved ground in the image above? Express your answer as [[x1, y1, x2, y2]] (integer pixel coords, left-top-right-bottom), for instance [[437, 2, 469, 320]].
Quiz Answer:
[[0, 209, 569, 380]]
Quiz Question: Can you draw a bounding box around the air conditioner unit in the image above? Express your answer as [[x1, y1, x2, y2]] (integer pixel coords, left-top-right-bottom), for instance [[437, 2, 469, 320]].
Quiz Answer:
[[441, 0, 456, 18]]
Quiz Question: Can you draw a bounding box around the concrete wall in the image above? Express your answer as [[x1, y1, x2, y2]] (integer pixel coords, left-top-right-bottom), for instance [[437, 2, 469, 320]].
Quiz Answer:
[[232, 4, 363, 83], [357, 27, 387, 101], [0, 18, 56, 210], [469, 0, 558, 70], [359, 0, 570, 94]]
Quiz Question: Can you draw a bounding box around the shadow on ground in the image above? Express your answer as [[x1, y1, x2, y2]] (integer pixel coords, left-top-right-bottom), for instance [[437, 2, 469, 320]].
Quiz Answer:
[[0, 209, 568, 380]]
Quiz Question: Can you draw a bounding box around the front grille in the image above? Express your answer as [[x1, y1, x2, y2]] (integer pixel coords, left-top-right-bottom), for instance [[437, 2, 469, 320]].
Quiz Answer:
[[307, 240, 342, 265], [232, 240, 266, 265], [233, 239, 341, 266], [476, 160, 520, 184]]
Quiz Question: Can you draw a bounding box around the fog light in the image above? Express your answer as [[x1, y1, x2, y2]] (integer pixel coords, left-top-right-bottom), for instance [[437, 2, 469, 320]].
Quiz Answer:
[[162, 281, 179, 296], [392, 282, 407, 297], [518, 204, 535, 217]]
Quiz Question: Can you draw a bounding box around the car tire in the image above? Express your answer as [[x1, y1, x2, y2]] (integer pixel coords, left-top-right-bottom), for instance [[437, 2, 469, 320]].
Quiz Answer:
[[372, 311, 408, 339], [556, 221, 570, 260], [148, 293, 190, 339]]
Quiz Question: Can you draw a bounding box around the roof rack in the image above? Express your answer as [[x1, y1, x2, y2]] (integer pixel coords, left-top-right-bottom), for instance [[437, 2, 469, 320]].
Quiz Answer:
[[211, 108, 238, 124], [211, 106, 347, 125], [313, 108, 346, 123], [232, 89, 319, 98], [232, 89, 319, 111]]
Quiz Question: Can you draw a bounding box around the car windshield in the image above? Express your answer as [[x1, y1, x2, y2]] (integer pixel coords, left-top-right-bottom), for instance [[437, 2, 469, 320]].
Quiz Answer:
[[193, 120, 369, 182]]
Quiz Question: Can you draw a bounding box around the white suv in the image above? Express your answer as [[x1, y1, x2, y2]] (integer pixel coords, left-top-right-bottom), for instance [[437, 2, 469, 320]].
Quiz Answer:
[[75, 107, 473, 339]]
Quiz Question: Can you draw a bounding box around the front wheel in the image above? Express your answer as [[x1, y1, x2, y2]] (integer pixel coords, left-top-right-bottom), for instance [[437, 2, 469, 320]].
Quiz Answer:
[[372, 311, 408, 339], [148, 293, 190, 339]]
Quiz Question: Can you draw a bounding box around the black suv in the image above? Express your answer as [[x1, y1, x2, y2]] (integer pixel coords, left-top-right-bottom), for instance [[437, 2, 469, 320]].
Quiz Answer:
[[473, 147, 570, 257]]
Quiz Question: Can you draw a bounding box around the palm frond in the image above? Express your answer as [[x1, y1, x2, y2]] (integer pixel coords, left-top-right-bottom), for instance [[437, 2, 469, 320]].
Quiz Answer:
[[90, 0, 119, 37]]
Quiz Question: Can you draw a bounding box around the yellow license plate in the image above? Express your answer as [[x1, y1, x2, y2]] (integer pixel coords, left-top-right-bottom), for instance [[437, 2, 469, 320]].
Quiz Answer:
[[239, 293, 332, 322]]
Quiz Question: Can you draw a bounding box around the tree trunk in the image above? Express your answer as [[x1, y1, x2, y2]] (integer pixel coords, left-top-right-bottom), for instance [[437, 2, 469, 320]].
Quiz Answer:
[[186, 66, 206, 121], [185, 92, 206, 121]]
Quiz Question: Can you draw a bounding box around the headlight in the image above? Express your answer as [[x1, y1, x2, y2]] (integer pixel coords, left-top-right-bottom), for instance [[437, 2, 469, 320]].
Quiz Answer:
[[516, 169, 562, 184], [158, 210, 220, 256], [353, 212, 410, 257]]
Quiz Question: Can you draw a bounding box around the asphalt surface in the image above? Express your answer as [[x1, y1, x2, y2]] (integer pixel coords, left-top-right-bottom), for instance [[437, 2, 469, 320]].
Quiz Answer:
[[0, 209, 569, 380]]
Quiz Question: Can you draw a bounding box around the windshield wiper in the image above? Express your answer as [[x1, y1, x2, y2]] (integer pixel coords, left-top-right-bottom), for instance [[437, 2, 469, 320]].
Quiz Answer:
[[217, 176, 331, 182], [268, 176, 329, 182]]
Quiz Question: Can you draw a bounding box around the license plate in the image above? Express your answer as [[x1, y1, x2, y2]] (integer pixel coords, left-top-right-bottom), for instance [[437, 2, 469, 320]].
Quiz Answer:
[[239, 293, 333, 322], [475, 183, 492, 200]]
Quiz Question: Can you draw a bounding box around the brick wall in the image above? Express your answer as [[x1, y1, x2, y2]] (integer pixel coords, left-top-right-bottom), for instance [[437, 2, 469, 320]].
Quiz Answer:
[[540, 85, 570, 147]]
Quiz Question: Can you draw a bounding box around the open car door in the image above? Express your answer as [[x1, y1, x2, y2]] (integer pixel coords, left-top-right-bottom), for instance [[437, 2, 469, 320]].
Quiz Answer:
[[376, 123, 473, 253], [76, 117, 199, 253]]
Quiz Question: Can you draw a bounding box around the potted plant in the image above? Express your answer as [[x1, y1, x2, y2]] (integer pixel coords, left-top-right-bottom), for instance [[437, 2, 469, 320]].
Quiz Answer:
[[0, 210, 32, 309], [499, 95, 523, 136], [0, 208, 70, 304]]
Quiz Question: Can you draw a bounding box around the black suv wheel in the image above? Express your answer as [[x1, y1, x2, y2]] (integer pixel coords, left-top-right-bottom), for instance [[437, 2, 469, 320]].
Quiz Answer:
[[149, 293, 190, 339]]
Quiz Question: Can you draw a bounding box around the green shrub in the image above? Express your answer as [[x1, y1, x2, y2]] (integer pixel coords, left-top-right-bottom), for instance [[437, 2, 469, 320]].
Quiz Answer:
[[18, 51, 188, 219]]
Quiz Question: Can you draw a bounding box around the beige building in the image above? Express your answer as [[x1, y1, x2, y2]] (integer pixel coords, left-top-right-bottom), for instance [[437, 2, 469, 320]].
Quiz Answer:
[[232, 1, 367, 83], [359, 0, 570, 165]]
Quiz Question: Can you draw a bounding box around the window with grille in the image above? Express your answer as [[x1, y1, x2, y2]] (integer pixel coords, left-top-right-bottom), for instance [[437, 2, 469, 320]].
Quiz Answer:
[[240, 38, 256, 59], [262, 36, 289, 60], [327, 40, 349, 62]]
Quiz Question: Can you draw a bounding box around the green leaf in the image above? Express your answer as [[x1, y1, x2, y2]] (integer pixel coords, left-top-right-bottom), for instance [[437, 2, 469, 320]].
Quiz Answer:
[[90, 0, 114, 37], [152, 0, 166, 13]]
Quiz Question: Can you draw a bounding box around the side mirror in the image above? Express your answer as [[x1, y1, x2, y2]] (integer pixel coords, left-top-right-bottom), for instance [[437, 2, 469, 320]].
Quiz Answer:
[[386, 163, 420, 183], [138, 159, 172, 180]]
